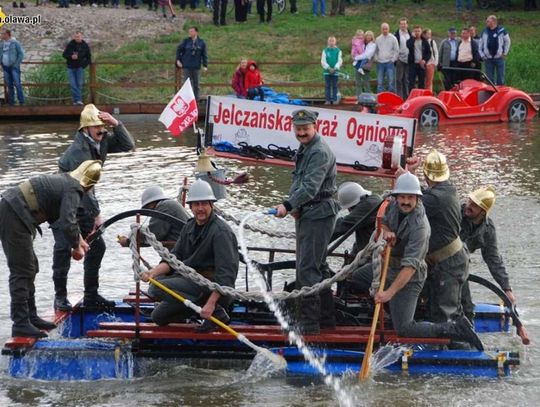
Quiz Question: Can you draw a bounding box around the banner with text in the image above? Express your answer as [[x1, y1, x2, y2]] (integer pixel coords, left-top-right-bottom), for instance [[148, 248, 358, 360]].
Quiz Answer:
[[206, 96, 416, 167]]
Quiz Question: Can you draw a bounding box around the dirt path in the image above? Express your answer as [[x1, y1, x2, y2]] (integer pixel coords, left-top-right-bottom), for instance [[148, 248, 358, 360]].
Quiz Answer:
[[0, 4, 211, 64]]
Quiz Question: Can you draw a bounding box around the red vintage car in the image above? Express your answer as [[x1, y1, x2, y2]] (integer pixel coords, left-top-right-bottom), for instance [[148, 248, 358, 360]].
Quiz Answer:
[[376, 73, 538, 127]]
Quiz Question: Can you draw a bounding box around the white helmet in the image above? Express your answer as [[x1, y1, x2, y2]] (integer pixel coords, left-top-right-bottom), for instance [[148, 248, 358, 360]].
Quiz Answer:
[[141, 186, 168, 208], [337, 182, 372, 209], [186, 179, 217, 203], [392, 172, 423, 196]]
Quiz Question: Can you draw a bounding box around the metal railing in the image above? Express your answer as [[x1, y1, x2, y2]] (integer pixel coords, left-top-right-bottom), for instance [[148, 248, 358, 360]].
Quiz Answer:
[[1, 59, 412, 105]]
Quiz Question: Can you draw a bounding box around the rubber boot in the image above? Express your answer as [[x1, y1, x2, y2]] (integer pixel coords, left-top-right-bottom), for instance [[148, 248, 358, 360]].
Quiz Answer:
[[28, 296, 57, 330], [441, 316, 484, 351], [83, 271, 115, 309], [53, 277, 72, 312], [83, 293, 116, 308], [11, 302, 47, 338], [54, 297, 73, 312], [319, 288, 336, 330], [295, 295, 321, 335]]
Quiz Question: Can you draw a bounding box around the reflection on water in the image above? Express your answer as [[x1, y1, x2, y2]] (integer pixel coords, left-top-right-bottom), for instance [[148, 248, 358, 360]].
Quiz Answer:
[[416, 121, 540, 196], [0, 115, 539, 406]]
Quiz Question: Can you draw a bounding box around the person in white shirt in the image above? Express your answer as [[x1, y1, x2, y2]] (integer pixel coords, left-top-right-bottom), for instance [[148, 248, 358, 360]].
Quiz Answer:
[[375, 22, 399, 93], [353, 30, 377, 97]]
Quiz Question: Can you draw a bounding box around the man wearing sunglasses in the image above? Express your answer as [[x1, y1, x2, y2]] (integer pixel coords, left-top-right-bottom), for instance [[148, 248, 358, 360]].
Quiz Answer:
[[51, 104, 135, 312]]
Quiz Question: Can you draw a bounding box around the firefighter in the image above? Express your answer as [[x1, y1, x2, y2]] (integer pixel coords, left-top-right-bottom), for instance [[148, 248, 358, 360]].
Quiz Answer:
[[0, 161, 102, 337], [348, 172, 483, 350], [52, 104, 135, 311], [117, 185, 190, 249], [274, 109, 340, 335], [407, 149, 470, 323], [460, 186, 517, 321], [141, 180, 239, 332]]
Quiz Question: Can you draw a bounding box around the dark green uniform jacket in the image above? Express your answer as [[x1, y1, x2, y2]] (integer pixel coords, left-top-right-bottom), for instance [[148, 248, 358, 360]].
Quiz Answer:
[[460, 204, 510, 290], [1, 173, 83, 248], [58, 125, 134, 217], [170, 212, 239, 288], [421, 181, 468, 267], [383, 199, 431, 283], [149, 199, 191, 242], [284, 133, 339, 219]]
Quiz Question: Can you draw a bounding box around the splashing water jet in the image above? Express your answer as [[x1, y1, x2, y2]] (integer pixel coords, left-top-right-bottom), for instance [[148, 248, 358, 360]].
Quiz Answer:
[[239, 213, 356, 407]]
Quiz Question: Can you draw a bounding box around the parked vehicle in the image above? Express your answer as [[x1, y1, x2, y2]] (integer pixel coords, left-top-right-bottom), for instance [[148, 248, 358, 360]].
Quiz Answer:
[[377, 69, 538, 126]]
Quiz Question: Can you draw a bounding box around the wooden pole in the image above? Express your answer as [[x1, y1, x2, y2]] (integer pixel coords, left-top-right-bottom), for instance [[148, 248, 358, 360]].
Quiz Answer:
[[359, 246, 391, 380], [89, 62, 97, 104], [135, 213, 141, 340], [175, 66, 182, 93]]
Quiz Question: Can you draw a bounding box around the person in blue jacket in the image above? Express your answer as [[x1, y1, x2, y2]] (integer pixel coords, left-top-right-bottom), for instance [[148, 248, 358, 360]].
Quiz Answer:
[[175, 26, 208, 102]]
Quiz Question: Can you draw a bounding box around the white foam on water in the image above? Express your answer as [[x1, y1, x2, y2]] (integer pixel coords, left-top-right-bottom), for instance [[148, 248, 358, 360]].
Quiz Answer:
[[239, 213, 357, 407], [369, 344, 408, 375], [246, 351, 286, 380]]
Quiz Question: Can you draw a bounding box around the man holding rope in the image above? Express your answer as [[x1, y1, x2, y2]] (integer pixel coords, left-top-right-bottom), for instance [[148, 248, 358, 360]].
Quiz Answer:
[[348, 172, 483, 350], [141, 179, 239, 333], [274, 109, 339, 335], [0, 161, 102, 338]]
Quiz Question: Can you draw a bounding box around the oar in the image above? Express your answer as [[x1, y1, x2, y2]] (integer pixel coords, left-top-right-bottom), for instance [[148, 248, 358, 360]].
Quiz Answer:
[[359, 245, 391, 380], [139, 266, 286, 369]]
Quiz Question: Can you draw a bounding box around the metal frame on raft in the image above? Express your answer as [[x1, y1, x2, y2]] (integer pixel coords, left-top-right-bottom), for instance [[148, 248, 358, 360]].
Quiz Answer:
[[1, 207, 523, 381], [0, 102, 526, 381]]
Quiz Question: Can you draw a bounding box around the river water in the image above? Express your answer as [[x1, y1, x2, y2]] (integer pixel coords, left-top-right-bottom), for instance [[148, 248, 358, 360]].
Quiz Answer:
[[0, 115, 539, 406]]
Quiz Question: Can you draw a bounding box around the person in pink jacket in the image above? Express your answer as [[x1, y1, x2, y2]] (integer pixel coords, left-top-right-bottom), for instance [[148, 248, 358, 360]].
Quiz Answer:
[[351, 29, 366, 72]]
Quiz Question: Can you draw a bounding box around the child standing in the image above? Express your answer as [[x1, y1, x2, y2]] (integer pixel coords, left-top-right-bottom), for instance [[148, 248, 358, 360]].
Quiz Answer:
[[351, 30, 366, 73], [245, 60, 265, 101], [321, 36, 343, 104]]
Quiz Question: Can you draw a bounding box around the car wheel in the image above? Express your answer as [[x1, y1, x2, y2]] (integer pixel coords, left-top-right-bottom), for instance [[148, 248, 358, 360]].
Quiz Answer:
[[508, 99, 529, 122], [419, 106, 440, 126]]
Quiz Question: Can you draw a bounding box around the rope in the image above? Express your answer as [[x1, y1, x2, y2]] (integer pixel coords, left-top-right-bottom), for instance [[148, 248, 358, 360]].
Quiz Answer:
[[214, 206, 296, 239], [129, 223, 386, 301], [96, 91, 134, 103], [25, 95, 72, 101], [96, 75, 116, 84]]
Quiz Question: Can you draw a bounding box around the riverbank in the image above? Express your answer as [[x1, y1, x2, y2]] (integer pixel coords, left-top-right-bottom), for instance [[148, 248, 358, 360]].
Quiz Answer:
[[1, 0, 538, 103], [0, 5, 209, 60]]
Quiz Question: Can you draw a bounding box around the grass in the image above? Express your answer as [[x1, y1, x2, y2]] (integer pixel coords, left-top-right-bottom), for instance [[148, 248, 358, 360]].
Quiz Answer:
[[26, 0, 540, 104]]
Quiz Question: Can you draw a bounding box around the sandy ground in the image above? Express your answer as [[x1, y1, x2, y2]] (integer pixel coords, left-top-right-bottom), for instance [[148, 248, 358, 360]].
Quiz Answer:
[[0, 4, 211, 62]]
